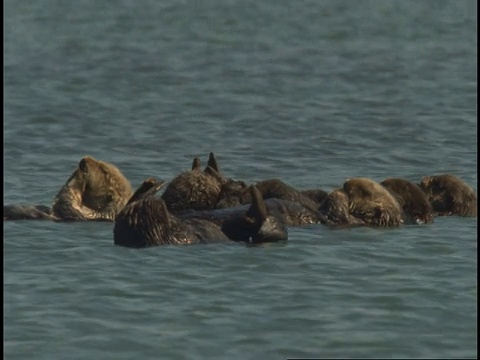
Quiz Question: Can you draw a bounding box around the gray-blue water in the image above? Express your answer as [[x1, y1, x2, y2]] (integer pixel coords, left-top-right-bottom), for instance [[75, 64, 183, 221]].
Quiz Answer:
[[4, 1, 477, 359]]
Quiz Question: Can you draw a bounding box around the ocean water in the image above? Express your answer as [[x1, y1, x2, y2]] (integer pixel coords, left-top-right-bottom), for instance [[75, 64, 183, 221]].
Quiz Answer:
[[4, 0, 477, 359]]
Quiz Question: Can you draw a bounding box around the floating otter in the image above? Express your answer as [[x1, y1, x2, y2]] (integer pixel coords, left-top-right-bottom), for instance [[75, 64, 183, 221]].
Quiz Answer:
[[418, 174, 477, 217], [216, 178, 326, 213], [381, 178, 434, 224], [320, 177, 403, 227], [4, 156, 133, 221], [114, 180, 287, 248], [181, 196, 323, 227], [161, 153, 247, 212], [161, 153, 326, 217]]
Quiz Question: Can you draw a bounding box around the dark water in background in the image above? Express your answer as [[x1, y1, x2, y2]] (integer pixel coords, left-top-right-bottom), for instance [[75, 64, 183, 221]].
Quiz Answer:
[[4, 0, 477, 359]]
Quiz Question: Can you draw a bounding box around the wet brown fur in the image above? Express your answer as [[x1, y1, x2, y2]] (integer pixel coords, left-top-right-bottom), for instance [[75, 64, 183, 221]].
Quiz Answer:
[[419, 174, 477, 217], [161, 154, 226, 212], [319, 178, 403, 227], [52, 156, 133, 221], [115, 182, 287, 248], [318, 189, 365, 226], [300, 189, 329, 207], [216, 178, 325, 214], [4, 156, 132, 221], [381, 178, 434, 224]]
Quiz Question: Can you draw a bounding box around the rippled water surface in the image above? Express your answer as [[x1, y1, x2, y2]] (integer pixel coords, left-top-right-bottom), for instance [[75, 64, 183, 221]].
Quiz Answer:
[[4, 1, 477, 359]]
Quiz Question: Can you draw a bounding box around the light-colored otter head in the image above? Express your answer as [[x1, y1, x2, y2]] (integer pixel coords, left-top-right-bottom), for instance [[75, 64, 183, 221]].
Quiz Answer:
[[52, 156, 133, 221], [343, 177, 403, 227]]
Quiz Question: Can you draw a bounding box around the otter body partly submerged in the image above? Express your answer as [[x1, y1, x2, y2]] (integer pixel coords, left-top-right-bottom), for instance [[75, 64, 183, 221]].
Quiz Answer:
[[381, 178, 434, 224], [180, 197, 323, 227], [419, 174, 477, 217], [319, 177, 404, 227], [4, 156, 133, 222], [114, 180, 288, 248]]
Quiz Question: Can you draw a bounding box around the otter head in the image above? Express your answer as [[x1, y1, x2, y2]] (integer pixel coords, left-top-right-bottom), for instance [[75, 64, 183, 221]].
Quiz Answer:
[[52, 156, 132, 221]]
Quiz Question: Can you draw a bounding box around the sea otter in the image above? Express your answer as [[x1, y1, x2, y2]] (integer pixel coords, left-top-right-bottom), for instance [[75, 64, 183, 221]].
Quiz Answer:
[[319, 177, 403, 227], [216, 178, 326, 214], [161, 153, 247, 212], [161, 153, 326, 217], [4, 156, 133, 221], [114, 180, 288, 248], [418, 174, 477, 217], [180, 196, 323, 227], [381, 178, 434, 224]]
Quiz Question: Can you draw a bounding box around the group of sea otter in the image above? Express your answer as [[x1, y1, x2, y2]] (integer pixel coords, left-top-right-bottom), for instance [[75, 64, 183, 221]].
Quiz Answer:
[[4, 153, 477, 248]]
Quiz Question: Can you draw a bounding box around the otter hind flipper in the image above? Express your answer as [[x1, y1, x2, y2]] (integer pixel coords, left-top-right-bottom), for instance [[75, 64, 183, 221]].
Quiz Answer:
[[247, 185, 268, 223], [128, 178, 166, 204], [206, 152, 220, 173], [191, 158, 202, 171], [4, 204, 59, 221], [247, 185, 288, 244]]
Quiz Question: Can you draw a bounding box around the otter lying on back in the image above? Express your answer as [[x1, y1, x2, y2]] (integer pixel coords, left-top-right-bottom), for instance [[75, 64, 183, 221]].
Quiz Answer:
[[114, 179, 288, 248], [161, 153, 247, 212], [216, 178, 325, 213], [162, 152, 328, 218], [419, 174, 477, 217], [319, 177, 403, 227], [381, 178, 434, 224], [180, 197, 323, 227], [4, 156, 133, 221]]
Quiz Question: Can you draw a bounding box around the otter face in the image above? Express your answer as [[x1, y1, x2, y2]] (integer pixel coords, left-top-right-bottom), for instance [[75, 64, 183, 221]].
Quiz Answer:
[[79, 156, 132, 212], [52, 156, 132, 221]]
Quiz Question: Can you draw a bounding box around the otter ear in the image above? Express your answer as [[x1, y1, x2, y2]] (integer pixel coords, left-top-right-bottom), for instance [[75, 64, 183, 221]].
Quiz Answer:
[[246, 185, 268, 223], [206, 152, 220, 173], [192, 157, 202, 171]]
